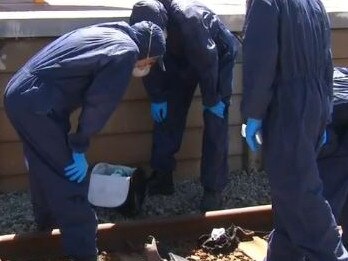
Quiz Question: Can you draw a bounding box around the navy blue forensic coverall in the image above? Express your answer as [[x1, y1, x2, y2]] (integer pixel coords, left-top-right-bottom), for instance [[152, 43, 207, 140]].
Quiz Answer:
[[131, 0, 239, 192], [319, 67, 348, 248], [3, 21, 165, 259], [241, 0, 348, 260]]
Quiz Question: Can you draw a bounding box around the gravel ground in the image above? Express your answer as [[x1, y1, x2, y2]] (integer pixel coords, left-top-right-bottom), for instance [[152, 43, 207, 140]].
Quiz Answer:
[[0, 169, 271, 235]]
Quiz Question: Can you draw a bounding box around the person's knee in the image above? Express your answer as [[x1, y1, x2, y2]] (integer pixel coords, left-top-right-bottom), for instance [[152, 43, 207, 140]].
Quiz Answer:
[[52, 194, 96, 227]]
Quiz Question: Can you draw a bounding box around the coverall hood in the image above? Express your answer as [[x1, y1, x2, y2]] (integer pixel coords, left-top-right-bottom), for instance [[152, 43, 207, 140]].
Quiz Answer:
[[130, 0, 168, 30], [131, 21, 166, 60]]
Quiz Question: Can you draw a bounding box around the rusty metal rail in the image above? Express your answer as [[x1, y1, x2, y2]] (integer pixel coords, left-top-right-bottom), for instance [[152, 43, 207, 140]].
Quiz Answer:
[[0, 205, 272, 260]]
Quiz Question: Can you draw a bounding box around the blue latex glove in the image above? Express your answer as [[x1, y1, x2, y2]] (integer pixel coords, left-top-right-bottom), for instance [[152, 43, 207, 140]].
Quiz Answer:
[[64, 152, 88, 183], [205, 101, 226, 119], [151, 102, 167, 123], [320, 130, 327, 148], [245, 118, 262, 152]]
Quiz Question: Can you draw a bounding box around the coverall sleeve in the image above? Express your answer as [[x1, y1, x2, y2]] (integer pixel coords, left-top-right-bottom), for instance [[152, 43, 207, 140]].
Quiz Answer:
[[218, 31, 239, 98], [68, 52, 137, 152], [318, 0, 333, 124], [182, 22, 221, 107], [142, 62, 168, 102], [325, 49, 334, 123], [241, 0, 279, 119]]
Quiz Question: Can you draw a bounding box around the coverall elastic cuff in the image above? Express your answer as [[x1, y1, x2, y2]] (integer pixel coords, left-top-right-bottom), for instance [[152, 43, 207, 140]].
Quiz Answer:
[[241, 109, 266, 122], [203, 96, 222, 108], [150, 96, 167, 104]]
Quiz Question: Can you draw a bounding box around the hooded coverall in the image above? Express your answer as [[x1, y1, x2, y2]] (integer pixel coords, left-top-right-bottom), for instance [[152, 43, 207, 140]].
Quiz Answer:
[[4, 21, 165, 258], [319, 67, 348, 248], [130, 0, 239, 192], [241, 0, 348, 260]]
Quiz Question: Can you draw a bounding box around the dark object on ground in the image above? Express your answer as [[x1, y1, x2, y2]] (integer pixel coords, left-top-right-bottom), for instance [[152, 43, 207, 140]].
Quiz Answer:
[[147, 171, 174, 196], [198, 224, 269, 254], [118, 168, 147, 217]]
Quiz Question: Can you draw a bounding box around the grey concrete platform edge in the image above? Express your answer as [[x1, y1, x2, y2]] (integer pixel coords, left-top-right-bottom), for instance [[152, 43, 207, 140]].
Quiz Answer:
[[0, 2, 348, 38]]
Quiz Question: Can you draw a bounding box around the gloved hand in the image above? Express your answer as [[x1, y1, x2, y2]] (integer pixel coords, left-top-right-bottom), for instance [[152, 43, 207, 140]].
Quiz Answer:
[[245, 118, 262, 152], [320, 130, 327, 148], [64, 152, 88, 183], [151, 102, 168, 123], [205, 101, 226, 119]]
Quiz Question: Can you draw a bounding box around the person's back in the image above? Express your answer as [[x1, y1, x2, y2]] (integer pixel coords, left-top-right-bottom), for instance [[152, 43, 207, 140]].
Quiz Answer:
[[242, 0, 332, 121], [163, 0, 222, 40], [6, 22, 139, 114], [27, 23, 136, 76], [131, 0, 237, 102], [278, 0, 331, 80]]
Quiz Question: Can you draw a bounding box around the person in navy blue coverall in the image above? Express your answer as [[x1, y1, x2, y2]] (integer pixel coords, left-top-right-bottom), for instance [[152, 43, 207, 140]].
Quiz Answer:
[[241, 0, 348, 260], [319, 67, 348, 251], [130, 0, 239, 212], [4, 21, 166, 261]]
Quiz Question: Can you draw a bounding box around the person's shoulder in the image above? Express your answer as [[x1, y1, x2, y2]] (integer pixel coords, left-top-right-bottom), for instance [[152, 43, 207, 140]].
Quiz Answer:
[[180, 0, 213, 15], [169, 0, 215, 27], [104, 23, 139, 53], [101, 27, 139, 61]]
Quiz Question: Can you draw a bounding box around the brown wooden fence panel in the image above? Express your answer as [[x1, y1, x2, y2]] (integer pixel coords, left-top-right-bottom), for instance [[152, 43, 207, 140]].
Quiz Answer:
[[0, 29, 264, 191], [0, 126, 243, 177], [332, 29, 348, 59], [0, 38, 52, 73], [0, 154, 243, 192]]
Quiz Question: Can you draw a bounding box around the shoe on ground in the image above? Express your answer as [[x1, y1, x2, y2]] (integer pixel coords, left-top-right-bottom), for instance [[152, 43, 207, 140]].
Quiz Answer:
[[147, 170, 174, 196], [200, 188, 222, 212]]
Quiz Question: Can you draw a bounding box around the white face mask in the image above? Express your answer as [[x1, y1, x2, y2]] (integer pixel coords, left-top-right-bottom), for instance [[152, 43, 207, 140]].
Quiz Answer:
[[132, 65, 151, 77], [132, 66, 151, 77]]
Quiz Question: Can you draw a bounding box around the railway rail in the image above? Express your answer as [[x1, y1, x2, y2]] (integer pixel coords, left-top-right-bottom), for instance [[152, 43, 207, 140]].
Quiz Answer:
[[0, 205, 272, 260]]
